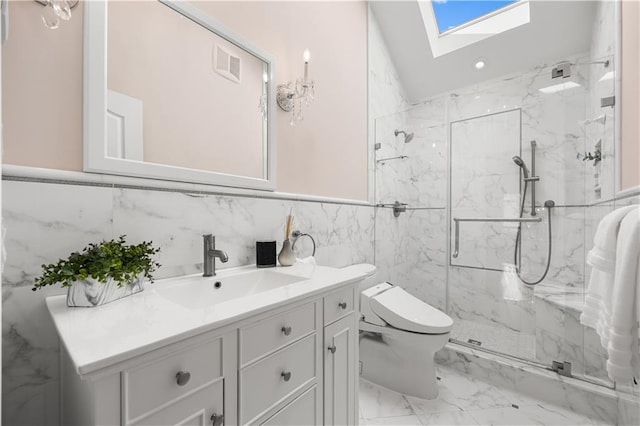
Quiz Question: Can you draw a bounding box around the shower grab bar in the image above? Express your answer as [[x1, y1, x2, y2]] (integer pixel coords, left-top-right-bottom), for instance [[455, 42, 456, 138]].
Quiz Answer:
[[452, 216, 542, 258], [376, 155, 409, 163]]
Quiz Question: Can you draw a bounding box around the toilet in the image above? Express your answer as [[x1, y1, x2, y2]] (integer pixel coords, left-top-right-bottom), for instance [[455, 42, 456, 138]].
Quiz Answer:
[[359, 282, 453, 400]]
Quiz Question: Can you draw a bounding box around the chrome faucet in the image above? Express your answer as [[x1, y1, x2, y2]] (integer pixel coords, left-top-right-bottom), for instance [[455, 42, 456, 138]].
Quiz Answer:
[[203, 234, 229, 277]]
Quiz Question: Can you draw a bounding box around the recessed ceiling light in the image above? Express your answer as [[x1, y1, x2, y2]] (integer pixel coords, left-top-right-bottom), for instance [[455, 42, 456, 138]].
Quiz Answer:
[[474, 59, 486, 70]]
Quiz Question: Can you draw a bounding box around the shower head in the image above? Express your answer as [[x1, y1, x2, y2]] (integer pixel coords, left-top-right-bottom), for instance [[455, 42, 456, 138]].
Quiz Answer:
[[394, 129, 414, 143], [512, 155, 530, 178]]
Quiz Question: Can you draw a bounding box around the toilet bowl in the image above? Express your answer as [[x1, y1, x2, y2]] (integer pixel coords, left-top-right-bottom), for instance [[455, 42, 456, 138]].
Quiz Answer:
[[359, 282, 453, 400]]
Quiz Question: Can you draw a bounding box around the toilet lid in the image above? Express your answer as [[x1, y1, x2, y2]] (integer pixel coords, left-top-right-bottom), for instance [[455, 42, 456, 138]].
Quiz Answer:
[[370, 287, 453, 334]]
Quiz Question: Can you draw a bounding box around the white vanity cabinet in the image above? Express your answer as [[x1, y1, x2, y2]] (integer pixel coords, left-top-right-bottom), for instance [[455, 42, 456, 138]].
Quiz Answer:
[[57, 281, 361, 426]]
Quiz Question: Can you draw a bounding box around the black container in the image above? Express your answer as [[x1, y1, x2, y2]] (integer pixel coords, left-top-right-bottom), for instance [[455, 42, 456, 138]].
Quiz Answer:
[[256, 241, 277, 268]]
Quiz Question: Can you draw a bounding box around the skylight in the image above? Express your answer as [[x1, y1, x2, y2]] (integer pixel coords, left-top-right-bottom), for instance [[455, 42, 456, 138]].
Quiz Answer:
[[432, 0, 519, 34], [418, 0, 531, 58]]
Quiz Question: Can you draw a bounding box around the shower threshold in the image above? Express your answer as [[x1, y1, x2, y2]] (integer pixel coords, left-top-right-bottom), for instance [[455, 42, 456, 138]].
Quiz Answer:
[[446, 336, 615, 391]]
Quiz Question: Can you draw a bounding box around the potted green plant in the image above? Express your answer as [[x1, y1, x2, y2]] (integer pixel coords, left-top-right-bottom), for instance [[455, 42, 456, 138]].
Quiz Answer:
[[32, 236, 161, 307]]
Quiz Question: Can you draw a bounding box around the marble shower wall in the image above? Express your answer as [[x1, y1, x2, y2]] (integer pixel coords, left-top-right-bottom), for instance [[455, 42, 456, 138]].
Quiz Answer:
[[373, 97, 448, 311], [450, 109, 521, 271], [368, 8, 448, 309], [1, 179, 374, 425]]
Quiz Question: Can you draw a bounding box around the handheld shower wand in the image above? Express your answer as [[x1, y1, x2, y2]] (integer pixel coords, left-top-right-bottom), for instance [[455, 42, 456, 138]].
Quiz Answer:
[[512, 141, 554, 286]]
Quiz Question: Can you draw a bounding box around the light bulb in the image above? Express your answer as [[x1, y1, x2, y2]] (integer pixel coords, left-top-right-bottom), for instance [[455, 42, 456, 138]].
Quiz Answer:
[[474, 59, 486, 70], [303, 49, 311, 63]]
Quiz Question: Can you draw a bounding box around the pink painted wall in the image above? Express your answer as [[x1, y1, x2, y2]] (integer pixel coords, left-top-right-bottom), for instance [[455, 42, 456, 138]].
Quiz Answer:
[[621, 0, 640, 191], [2, 1, 368, 200]]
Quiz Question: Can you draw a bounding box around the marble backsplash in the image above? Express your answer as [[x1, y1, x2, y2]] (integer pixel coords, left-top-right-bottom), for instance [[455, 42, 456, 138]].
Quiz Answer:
[[1, 178, 375, 425]]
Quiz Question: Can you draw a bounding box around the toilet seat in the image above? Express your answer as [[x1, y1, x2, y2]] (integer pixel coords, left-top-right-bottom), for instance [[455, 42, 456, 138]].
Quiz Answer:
[[370, 286, 453, 334]]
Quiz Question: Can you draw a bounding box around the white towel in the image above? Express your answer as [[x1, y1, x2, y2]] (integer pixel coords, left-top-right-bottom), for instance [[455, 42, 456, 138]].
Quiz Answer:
[[581, 205, 638, 345], [605, 208, 640, 383]]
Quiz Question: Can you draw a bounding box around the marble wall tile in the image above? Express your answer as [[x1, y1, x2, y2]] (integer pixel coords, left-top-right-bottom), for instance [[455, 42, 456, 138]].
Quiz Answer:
[[2, 179, 374, 426], [448, 266, 536, 335], [520, 207, 585, 288], [374, 208, 446, 310], [367, 12, 409, 122], [112, 188, 374, 278], [450, 109, 521, 270], [2, 181, 115, 287], [368, 9, 410, 203], [2, 181, 114, 425]]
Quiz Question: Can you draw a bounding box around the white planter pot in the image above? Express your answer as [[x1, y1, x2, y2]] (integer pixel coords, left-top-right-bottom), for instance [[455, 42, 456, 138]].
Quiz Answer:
[[66, 274, 145, 307]]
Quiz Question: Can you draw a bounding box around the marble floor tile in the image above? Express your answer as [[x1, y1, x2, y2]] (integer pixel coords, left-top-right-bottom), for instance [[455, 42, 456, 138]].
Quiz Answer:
[[466, 404, 612, 426], [360, 366, 613, 426], [359, 379, 415, 419], [406, 367, 512, 414], [417, 410, 481, 425], [361, 415, 423, 425]]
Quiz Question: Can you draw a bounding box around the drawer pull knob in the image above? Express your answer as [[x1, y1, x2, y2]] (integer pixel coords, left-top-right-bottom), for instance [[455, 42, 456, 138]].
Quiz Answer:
[[281, 371, 292, 382], [176, 371, 191, 386], [338, 302, 347, 310], [328, 345, 337, 354], [211, 413, 224, 426], [281, 326, 292, 336]]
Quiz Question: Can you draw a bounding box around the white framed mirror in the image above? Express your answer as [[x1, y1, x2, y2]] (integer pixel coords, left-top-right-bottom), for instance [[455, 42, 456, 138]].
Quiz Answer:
[[84, 0, 276, 191]]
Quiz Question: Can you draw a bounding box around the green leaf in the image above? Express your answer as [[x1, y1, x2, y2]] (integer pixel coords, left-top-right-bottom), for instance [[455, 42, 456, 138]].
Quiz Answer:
[[32, 236, 162, 291]]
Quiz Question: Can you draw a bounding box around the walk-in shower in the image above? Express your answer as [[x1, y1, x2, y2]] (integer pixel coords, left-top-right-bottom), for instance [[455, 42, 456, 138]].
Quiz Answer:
[[374, 53, 617, 389]]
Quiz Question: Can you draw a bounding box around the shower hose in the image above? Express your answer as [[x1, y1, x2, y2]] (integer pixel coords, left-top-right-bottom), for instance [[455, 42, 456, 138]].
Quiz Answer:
[[513, 181, 555, 286]]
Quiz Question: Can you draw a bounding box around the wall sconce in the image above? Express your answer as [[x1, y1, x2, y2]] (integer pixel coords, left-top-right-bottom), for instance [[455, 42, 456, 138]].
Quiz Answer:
[[258, 71, 268, 120], [34, 0, 79, 30], [277, 49, 315, 126]]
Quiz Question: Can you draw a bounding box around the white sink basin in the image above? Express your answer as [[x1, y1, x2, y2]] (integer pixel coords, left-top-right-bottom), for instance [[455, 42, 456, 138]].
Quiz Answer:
[[154, 268, 308, 309]]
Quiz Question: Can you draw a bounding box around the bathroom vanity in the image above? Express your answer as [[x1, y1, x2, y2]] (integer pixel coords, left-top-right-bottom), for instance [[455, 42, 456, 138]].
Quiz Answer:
[[46, 263, 374, 425]]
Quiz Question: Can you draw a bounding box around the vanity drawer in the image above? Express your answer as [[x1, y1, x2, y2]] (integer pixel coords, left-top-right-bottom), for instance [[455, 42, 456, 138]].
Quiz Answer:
[[240, 301, 317, 366], [324, 287, 354, 325], [239, 334, 317, 424], [130, 380, 223, 426], [123, 338, 223, 423], [261, 384, 319, 426]]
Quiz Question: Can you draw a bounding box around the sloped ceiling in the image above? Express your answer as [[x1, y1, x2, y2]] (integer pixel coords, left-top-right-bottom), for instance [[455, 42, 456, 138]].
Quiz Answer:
[[371, 1, 597, 103]]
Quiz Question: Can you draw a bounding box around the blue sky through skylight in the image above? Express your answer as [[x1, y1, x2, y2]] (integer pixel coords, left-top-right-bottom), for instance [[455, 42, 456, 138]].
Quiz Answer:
[[432, 0, 519, 33]]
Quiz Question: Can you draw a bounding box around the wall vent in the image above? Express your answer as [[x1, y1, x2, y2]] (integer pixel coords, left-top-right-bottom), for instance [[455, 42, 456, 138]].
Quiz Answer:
[[213, 45, 241, 83]]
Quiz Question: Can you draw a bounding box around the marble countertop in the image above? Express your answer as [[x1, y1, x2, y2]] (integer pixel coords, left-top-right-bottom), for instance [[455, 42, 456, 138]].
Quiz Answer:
[[46, 263, 375, 377]]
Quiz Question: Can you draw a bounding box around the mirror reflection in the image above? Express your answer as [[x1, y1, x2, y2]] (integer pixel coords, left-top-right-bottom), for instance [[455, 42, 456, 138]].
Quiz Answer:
[[106, 0, 269, 179]]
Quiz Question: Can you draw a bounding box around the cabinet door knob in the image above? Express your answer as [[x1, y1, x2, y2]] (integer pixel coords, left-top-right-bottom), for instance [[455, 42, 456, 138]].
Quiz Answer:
[[281, 326, 292, 336], [338, 302, 347, 310], [176, 371, 191, 386], [281, 371, 292, 382], [211, 413, 224, 426], [328, 345, 337, 354]]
